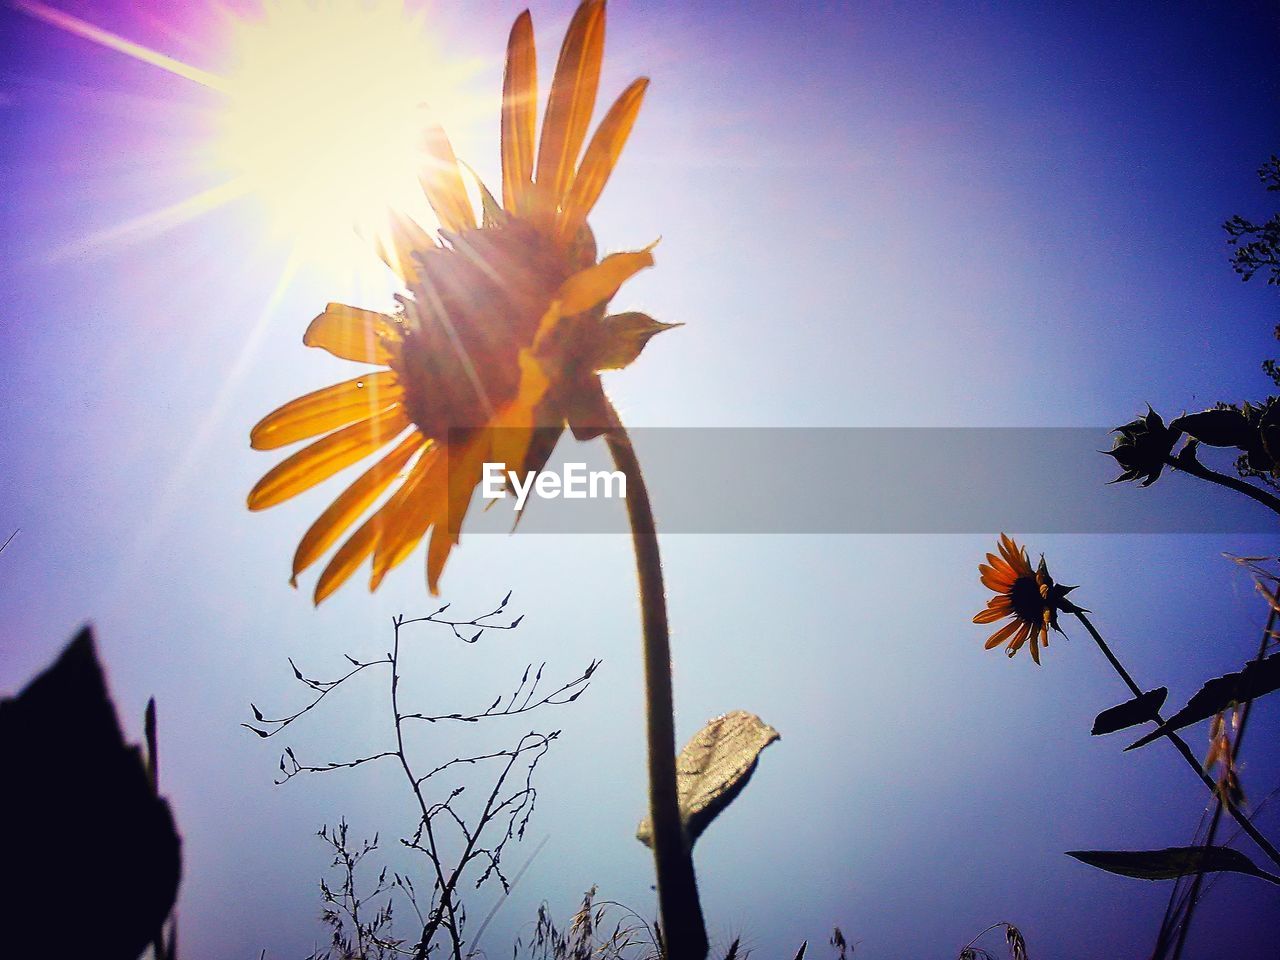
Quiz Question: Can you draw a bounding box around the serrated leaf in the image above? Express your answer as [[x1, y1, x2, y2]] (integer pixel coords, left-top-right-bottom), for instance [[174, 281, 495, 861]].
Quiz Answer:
[[1067, 846, 1279, 884], [592, 312, 682, 372], [636, 710, 780, 849], [1127, 653, 1280, 750], [1091, 687, 1167, 735]]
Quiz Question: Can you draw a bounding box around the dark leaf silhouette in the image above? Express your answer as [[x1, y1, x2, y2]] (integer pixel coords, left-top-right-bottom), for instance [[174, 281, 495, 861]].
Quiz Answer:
[[1067, 846, 1279, 885], [637, 710, 780, 849], [1091, 687, 1168, 735], [0, 627, 182, 960], [1126, 653, 1280, 750], [1171, 408, 1253, 448]]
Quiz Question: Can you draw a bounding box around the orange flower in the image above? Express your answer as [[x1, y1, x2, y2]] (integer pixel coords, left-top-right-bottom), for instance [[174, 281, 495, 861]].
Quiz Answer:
[[972, 534, 1076, 664], [247, 1, 674, 602]]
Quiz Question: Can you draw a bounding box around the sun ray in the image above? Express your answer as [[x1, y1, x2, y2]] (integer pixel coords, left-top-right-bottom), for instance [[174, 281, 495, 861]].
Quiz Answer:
[[109, 248, 303, 604], [18, 1, 484, 269], [15, 0, 226, 91], [43, 179, 251, 263]]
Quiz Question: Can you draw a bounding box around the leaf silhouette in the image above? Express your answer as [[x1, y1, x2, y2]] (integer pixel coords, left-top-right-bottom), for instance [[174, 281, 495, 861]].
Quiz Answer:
[[1170, 408, 1253, 448], [1126, 653, 1280, 750], [1, 627, 182, 959], [1091, 687, 1168, 735], [637, 710, 780, 849], [1067, 846, 1279, 885]]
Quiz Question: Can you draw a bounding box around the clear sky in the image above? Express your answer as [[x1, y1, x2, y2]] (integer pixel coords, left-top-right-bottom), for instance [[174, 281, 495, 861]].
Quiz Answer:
[[2, 1, 1279, 958]]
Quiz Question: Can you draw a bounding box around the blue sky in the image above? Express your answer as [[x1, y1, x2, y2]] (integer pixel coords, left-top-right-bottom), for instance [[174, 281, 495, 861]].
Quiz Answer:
[[2, 1, 1279, 957]]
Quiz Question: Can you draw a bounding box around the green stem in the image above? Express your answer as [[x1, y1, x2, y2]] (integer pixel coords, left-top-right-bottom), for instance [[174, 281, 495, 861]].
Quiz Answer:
[[1163, 455, 1280, 518], [603, 400, 709, 960], [1074, 610, 1280, 872]]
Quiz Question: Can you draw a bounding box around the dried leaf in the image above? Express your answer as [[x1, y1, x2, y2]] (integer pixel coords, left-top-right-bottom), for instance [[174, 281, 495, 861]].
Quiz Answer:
[[636, 710, 780, 848], [1090, 687, 1167, 735], [1067, 846, 1278, 884]]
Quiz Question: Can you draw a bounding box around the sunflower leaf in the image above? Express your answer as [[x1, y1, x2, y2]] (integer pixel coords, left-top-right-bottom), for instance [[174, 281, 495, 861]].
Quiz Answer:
[[1170, 408, 1253, 449], [593, 312, 682, 372], [636, 710, 780, 849], [1090, 687, 1167, 735], [1067, 846, 1279, 884], [1126, 653, 1280, 750]]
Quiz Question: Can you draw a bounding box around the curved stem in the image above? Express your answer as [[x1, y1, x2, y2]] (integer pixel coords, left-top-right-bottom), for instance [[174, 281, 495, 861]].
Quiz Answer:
[[1163, 455, 1280, 518], [1074, 610, 1280, 872], [603, 400, 709, 960]]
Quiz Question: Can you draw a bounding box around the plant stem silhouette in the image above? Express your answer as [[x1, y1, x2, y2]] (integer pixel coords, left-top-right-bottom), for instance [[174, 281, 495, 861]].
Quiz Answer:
[[1074, 610, 1280, 871], [248, 598, 594, 959], [1163, 454, 1280, 518], [603, 397, 709, 960]]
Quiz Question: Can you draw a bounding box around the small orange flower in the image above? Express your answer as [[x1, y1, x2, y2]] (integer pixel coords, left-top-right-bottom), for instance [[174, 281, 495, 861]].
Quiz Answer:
[[972, 534, 1076, 664]]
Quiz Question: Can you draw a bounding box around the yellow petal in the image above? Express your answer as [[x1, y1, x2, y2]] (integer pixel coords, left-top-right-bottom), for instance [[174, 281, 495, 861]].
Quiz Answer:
[[369, 445, 448, 589], [973, 607, 1008, 624], [291, 431, 425, 583], [501, 10, 537, 216], [314, 511, 382, 605], [534, 0, 605, 220], [557, 246, 654, 315], [249, 372, 402, 451], [425, 524, 455, 597], [248, 406, 410, 510], [420, 123, 476, 234], [558, 77, 648, 242], [304, 304, 401, 364]]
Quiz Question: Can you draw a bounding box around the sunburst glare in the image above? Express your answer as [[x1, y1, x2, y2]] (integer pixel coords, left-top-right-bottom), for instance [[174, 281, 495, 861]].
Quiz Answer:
[[17, 0, 483, 272], [215, 0, 473, 261]]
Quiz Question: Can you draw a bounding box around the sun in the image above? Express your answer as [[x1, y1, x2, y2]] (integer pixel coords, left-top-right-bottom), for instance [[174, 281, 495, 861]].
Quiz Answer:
[[215, 0, 469, 257], [17, 0, 481, 268]]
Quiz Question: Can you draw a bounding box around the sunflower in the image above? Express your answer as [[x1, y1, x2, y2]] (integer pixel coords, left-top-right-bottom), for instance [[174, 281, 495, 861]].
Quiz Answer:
[[972, 534, 1077, 664], [247, 0, 673, 602]]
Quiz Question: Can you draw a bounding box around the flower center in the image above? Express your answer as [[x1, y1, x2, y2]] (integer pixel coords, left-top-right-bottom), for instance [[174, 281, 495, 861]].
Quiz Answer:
[[392, 221, 571, 440], [1009, 576, 1045, 625]]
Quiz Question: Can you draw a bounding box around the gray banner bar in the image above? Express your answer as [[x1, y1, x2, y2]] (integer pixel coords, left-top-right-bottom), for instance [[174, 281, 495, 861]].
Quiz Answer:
[[452, 428, 1277, 534]]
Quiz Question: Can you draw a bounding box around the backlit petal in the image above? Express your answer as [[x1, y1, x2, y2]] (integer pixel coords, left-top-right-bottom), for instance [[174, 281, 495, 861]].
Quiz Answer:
[[557, 76, 648, 242], [501, 10, 537, 215], [304, 303, 401, 364], [250, 372, 402, 451], [291, 431, 425, 583], [369, 445, 448, 589], [420, 123, 476, 233], [534, 0, 605, 221], [248, 406, 410, 510], [557, 246, 654, 315]]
